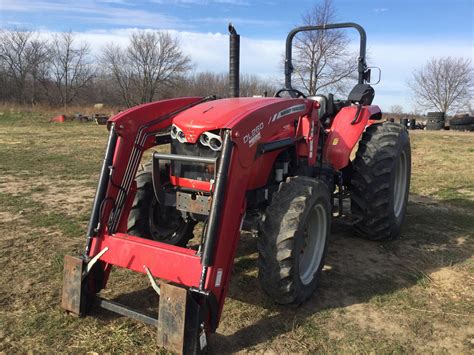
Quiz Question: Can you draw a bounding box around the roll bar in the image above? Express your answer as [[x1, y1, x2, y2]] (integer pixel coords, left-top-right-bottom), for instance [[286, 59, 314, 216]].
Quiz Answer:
[[284, 22, 367, 90]]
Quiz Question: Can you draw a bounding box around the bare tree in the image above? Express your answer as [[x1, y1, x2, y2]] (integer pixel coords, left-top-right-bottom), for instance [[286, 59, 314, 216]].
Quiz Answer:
[[166, 71, 277, 98], [101, 44, 135, 107], [27, 37, 51, 104], [0, 29, 49, 104], [389, 104, 404, 114], [102, 31, 192, 107], [408, 57, 473, 113], [240, 74, 277, 97], [292, 0, 357, 96], [43, 31, 94, 107], [175, 72, 228, 97]]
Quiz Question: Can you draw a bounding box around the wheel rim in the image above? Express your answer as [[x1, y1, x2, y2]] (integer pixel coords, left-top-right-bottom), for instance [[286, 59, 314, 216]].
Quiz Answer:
[[299, 203, 327, 285], [393, 150, 408, 218]]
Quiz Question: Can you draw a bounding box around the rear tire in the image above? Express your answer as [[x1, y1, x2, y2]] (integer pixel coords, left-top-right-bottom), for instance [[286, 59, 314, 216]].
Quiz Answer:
[[450, 115, 474, 126], [427, 111, 445, 120], [426, 120, 444, 130], [451, 123, 474, 132], [258, 177, 331, 304], [127, 163, 195, 246], [351, 122, 411, 240]]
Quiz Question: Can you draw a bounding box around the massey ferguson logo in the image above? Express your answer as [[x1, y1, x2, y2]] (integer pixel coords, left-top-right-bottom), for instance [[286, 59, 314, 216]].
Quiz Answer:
[[268, 104, 306, 124], [243, 122, 264, 147]]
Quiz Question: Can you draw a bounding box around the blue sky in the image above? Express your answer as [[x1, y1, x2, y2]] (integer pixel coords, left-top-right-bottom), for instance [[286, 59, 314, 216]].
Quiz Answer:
[[1, 0, 473, 111]]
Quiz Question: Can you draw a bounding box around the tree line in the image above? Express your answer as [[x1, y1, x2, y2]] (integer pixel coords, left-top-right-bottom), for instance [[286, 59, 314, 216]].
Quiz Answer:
[[0, 29, 277, 108], [1, 0, 471, 113]]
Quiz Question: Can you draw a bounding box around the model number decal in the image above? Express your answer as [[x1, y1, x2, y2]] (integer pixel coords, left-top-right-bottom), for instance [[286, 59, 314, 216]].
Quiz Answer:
[[268, 104, 306, 124], [243, 122, 264, 147]]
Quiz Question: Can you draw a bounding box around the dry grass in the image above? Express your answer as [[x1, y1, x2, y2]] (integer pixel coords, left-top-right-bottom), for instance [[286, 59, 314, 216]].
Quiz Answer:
[[0, 111, 473, 353], [0, 103, 123, 120]]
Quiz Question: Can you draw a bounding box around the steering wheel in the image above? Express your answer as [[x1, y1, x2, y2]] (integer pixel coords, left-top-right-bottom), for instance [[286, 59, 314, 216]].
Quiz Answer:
[[274, 88, 307, 98]]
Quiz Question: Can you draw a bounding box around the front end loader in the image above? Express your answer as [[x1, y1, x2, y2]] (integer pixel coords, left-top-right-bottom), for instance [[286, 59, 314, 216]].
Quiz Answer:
[[61, 23, 411, 353]]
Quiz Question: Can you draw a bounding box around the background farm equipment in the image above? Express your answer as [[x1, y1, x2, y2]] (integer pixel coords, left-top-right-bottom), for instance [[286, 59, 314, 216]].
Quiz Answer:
[[449, 114, 474, 131], [426, 111, 446, 130], [50, 113, 109, 124], [61, 22, 411, 353]]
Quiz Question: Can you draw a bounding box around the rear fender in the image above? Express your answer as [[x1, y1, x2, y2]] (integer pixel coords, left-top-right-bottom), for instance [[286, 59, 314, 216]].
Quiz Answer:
[[323, 105, 381, 170]]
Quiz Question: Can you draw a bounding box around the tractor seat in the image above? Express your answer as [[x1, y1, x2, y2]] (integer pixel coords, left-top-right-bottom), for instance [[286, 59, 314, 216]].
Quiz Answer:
[[347, 84, 375, 105]]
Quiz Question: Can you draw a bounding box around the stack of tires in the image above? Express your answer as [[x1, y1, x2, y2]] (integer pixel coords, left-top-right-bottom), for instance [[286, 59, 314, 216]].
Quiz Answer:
[[426, 112, 445, 130], [450, 114, 474, 132]]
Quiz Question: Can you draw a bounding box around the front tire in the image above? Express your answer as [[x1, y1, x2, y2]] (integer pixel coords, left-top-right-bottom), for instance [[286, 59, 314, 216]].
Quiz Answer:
[[258, 177, 331, 304], [351, 122, 411, 240], [127, 163, 195, 246]]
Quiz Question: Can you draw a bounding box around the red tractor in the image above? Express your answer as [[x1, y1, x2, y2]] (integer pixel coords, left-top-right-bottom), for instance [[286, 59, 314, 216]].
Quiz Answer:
[[62, 23, 411, 353]]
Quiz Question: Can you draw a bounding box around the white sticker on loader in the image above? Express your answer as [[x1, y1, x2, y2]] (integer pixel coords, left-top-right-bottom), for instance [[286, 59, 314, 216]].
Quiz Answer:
[[215, 268, 223, 287], [199, 330, 207, 350]]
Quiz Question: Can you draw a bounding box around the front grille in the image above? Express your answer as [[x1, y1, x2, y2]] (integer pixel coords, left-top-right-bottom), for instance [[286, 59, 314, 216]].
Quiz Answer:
[[170, 140, 217, 181]]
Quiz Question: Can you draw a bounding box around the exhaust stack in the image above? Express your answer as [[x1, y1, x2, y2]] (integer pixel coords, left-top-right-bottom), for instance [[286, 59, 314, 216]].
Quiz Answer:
[[228, 23, 240, 98]]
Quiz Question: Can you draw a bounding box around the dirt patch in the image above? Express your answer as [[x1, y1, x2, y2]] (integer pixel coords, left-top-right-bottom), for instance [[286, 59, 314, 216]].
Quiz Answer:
[[424, 320, 474, 353], [0, 210, 21, 224], [428, 268, 473, 300], [341, 303, 406, 336], [30, 185, 95, 216], [457, 189, 474, 200], [0, 175, 95, 216]]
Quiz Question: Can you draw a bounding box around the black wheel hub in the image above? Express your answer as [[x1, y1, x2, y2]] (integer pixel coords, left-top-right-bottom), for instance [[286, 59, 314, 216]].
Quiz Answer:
[[149, 199, 187, 243]]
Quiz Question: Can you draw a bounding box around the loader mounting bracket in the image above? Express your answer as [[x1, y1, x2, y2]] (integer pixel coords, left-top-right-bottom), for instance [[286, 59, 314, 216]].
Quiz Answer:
[[62, 256, 219, 354], [61, 255, 85, 315], [158, 284, 219, 353], [61, 255, 106, 316]]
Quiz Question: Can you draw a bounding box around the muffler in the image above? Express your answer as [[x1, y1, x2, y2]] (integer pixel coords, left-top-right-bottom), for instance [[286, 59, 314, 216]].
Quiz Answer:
[[228, 23, 240, 98]]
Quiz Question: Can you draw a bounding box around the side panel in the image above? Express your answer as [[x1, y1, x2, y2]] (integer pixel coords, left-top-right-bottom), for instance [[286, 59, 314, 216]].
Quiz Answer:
[[245, 124, 295, 189], [231, 99, 310, 167], [324, 105, 381, 170], [246, 150, 280, 189]]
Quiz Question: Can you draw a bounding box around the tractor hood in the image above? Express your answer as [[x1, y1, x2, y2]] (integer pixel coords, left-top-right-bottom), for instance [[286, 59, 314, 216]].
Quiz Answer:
[[172, 97, 299, 143]]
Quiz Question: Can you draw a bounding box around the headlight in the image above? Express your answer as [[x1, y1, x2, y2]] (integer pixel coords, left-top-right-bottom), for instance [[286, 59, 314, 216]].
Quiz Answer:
[[199, 131, 222, 151], [170, 124, 187, 143]]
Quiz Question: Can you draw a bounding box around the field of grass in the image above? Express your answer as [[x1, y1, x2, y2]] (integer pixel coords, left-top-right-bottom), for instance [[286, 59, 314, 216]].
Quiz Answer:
[[1, 109, 473, 353]]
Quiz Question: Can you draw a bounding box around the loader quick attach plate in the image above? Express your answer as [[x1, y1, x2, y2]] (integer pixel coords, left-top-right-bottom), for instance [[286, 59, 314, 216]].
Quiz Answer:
[[61, 255, 84, 315]]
